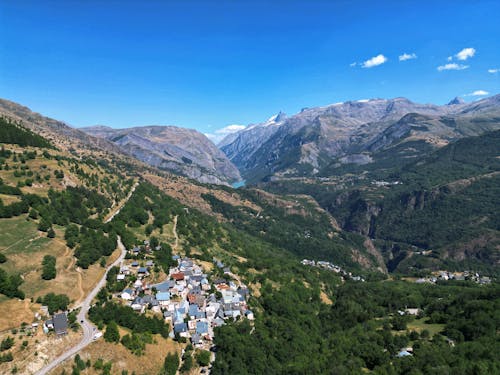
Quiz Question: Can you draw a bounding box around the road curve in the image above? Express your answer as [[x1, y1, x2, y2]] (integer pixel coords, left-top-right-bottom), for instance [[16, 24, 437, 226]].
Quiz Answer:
[[34, 237, 127, 375]]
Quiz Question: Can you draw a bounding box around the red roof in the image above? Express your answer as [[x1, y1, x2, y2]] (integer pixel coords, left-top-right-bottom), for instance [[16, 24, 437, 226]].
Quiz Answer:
[[172, 272, 185, 281]]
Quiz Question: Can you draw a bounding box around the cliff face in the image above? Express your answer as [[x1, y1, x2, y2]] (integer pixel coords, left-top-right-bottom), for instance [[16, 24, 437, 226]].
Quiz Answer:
[[81, 125, 241, 185]]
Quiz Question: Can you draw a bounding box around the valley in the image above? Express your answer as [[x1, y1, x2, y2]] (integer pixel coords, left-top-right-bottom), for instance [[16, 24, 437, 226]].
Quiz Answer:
[[0, 95, 498, 375]]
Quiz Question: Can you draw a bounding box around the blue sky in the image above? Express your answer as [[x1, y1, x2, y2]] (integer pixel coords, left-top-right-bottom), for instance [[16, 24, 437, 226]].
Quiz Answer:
[[1, 1, 499, 142]]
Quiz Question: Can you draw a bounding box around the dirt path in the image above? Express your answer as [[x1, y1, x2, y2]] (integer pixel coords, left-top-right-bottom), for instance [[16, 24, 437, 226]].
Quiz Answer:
[[74, 267, 85, 304], [66, 254, 75, 272], [104, 182, 138, 223], [23, 298, 31, 316], [1, 237, 24, 252], [172, 215, 179, 251]]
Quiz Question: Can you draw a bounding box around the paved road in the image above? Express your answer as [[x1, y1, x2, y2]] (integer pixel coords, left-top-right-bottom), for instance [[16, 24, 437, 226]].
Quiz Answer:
[[34, 236, 127, 375]]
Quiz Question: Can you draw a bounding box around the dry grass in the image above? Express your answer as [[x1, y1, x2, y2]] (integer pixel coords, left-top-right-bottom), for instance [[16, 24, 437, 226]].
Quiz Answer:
[[0, 298, 38, 332], [50, 332, 183, 375], [320, 290, 333, 305], [0, 193, 21, 205], [0, 217, 118, 330], [0, 326, 81, 375]]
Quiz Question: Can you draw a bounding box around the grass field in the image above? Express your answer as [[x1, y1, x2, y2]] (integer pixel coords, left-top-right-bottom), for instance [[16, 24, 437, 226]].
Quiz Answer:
[[407, 317, 445, 337], [0, 217, 117, 330], [0, 193, 21, 205]]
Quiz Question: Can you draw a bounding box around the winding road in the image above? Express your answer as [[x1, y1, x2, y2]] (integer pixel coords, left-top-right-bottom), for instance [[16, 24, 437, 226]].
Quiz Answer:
[[35, 181, 137, 375], [35, 237, 127, 375]]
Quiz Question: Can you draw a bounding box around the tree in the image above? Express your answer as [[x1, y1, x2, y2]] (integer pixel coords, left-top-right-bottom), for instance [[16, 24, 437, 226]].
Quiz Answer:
[[0, 337, 14, 351], [38, 218, 51, 232], [195, 350, 211, 367], [163, 352, 180, 375], [41, 255, 56, 280], [104, 321, 120, 343], [47, 228, 55, 238]]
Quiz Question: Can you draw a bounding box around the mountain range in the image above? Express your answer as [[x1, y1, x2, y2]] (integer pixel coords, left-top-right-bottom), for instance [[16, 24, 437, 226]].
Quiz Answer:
[[220, 95, 500, 183]]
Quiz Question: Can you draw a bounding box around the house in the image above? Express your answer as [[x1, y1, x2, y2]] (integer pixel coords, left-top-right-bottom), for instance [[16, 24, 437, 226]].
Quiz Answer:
[[131, 297, 145, 312], [146, 260, 154, 267], [138, 267, 148, 275], [121, 288, 134, 300], [116, 274, 126, 281], [191, 333, 202, 346], [163, 311, 173, 323], [245, 310, 255, 320], [131, 261, 139, 267], [173, 323, 189, 338], [52, 313, 68, 336], [172, 272, 185, 281], [405, 308, 421, 316], [213, 317, 225, 327], [156, 292, 171, 306], [196, 321, 209, 335], [397, 350, 412, 357], [153, 280, 175, 293], [188, 304, 205, 320], [142, 295, 159, 308], [174, 308, 187, 324]]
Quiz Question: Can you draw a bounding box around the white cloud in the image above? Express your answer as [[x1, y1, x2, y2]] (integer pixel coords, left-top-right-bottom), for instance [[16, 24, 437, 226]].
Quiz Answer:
[[349, 62, 357, 67], [447, 56, 453, 61], [215, 124, 246, 134], [399, 53, 417, 61], [488, 68, 499, 73], [465, 90, 489, 96], [362, 54, 388, 68], [205, 124, 246, 144], [456, 47, 476, 61], [437, 63, 469, 71]]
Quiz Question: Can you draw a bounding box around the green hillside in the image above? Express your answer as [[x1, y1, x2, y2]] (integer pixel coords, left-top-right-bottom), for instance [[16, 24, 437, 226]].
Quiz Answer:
[[264, 130, 500, 274], [0, 117, 53, 149]]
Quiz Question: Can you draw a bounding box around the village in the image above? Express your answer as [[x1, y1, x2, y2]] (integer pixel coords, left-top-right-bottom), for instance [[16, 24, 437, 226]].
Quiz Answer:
[[115, 244, 254, 351], [301, 259, 365, 282], [414, 270, 492, 285]]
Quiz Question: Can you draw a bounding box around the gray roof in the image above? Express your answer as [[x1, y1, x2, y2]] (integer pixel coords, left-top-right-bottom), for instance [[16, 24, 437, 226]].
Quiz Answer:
[[174, 323, 188, 333], [53, 313, 68, 335]]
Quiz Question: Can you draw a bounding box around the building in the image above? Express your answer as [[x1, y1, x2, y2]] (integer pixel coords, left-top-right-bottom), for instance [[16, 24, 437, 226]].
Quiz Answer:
[[46, 313, 68, 336]]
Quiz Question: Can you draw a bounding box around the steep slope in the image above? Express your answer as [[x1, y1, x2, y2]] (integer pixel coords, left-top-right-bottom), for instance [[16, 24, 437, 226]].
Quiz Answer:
[[219, 112, 287, 171], [263, 130, 500, 274], [82, 125, 241, 185], [221, 96, 500, 183], [0, 99, 125, 156]]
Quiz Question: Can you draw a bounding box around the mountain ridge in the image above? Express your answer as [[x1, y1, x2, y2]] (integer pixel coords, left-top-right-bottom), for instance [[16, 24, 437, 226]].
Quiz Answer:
[[219, 95, 500, 182], [81, 124, 241, 185]]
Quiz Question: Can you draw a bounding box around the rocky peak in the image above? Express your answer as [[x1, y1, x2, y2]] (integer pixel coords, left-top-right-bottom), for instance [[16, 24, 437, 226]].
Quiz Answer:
[[448, 97, 465, 105]]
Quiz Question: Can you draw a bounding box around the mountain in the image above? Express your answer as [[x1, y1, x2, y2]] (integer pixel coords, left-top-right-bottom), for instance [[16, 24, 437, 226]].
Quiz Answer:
[[0, 99, 125, 156], [81, 125, 241, 185], [218, 111, 287, 172], [263, 129, 500, 274], [1, 98, 499, 375], [448, 96, 465, 105], [220, 95, 500, 183]]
